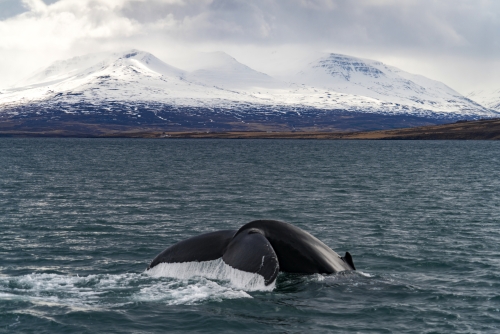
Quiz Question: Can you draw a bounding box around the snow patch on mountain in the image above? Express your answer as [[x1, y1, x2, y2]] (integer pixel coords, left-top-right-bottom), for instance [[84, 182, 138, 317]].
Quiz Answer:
[[467, 88, 500, 111]]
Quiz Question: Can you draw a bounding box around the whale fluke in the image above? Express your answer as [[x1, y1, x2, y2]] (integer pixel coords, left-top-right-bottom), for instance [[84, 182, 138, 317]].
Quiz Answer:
[[147, 230, 236, 269], [222, 228, 279, 285]]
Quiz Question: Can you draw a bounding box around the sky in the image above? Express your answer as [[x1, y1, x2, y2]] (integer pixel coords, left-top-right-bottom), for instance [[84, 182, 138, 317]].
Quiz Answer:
[[0, 0, 499, 94]]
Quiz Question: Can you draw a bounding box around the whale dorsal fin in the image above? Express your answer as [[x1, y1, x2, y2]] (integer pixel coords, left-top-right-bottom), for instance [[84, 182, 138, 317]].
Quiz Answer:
[[341, 252, 356, 270]]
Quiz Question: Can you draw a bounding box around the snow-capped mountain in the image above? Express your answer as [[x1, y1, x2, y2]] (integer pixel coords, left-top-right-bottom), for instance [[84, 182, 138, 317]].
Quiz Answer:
[[294, 53, 491, 116], [0, 49, 293, 110], [467, 88, 500, 112], [0, 49, 498, 133], [184, 51, 281, 90], [2, 50, 197, 106]]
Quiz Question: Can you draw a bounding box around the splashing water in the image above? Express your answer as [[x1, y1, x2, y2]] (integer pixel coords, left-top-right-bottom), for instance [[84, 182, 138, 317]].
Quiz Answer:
[[146, 258, 276, 292], [0, 270, 256, 310]]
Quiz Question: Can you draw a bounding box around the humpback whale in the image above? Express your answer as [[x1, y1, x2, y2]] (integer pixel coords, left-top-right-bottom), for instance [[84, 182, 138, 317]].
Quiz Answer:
[[147, 220, 355, 286]]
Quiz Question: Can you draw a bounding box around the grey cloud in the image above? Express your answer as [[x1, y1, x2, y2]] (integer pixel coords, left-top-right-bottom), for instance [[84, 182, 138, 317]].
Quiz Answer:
[[118, 0, 500, 59], [121, 0, 275, 41], [5, 0, 495, 59], [1, 0, 499, 92]]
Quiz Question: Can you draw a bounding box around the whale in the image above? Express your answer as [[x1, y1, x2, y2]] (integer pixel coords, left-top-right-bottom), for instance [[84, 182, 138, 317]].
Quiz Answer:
[[147, 220, 355, 286]]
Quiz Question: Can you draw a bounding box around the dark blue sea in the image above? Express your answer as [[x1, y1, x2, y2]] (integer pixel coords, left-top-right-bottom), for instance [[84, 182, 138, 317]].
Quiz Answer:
[[1, 138, 500, 333]]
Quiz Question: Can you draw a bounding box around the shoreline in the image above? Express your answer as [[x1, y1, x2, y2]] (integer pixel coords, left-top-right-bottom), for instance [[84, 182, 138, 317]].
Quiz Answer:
[[0, 118, 499, 140]]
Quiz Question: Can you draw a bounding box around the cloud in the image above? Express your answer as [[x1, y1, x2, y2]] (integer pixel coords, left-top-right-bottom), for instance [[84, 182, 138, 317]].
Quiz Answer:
[[3, 0, 498, 51], [1, 0, 141, 50], [0, 0, 499, 92]]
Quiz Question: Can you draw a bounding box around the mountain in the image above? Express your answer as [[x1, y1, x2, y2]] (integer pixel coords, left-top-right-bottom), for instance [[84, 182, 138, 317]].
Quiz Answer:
[[0, 50, 289, 109], [2, 50, 204, 106], [0, 49, 498, 134], [294, 53, 492, 117], [467, 88, 500, 112], [184, 51, 282, 90]]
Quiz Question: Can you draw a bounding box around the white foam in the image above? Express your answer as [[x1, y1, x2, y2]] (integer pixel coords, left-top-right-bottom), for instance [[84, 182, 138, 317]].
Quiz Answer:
[[311, 273, 326, 281], [146, 258, 276, 291], [132, 278, 251, 305], [0, 272, 134, 309], [0, 269, 257, 309]]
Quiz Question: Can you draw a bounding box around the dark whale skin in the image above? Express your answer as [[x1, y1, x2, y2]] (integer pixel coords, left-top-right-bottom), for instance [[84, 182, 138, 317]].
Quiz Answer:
[[147, 230, 236, 270], [235, 220, 354, 274], [148, 220, 355, 285]]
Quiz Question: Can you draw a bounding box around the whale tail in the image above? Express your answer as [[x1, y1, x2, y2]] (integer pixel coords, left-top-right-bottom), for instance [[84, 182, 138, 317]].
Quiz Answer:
[[148, 220, 356, 287], [341, 252, 356, 270]]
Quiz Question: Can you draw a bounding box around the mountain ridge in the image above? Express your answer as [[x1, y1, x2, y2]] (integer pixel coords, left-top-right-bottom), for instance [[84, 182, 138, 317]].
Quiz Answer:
[[1, 49, 498, 133]]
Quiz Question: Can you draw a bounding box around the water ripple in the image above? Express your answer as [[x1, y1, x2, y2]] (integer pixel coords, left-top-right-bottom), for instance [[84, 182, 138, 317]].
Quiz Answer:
[[1, 139, 500, 333]]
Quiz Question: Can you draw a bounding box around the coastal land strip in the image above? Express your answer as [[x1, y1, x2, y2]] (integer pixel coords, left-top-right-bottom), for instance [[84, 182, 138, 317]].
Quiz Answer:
[[0, 118, 499, 140]]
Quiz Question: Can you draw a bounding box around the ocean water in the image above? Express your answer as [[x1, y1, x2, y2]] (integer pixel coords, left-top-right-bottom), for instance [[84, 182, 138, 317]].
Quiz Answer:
[[1, 138, 500, 333]]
